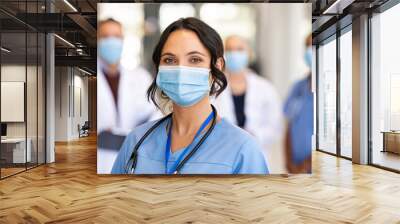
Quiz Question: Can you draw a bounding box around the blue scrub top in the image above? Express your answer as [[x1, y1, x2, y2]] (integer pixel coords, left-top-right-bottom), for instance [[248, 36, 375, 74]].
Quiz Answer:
[[111, 117, 269, 174], [283, 76, 314, 165]]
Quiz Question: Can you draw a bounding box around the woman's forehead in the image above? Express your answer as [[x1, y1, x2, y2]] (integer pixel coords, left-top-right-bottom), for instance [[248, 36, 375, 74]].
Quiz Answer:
[[161, 29, 210, 56]]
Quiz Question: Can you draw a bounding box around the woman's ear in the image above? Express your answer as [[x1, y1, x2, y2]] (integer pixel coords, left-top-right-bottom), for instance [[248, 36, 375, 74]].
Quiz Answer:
[[215, 57, 224, 71]]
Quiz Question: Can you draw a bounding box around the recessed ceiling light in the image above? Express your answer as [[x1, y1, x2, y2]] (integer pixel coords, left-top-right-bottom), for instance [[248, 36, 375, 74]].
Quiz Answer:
[[63, 0, 78, 12], [78, 67, 92, 76], [54, 34, 75, 48], [1, 47, 11, 53]]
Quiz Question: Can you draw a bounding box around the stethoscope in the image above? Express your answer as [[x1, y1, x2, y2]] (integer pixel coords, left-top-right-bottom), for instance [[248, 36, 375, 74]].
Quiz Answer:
[[124, 105, 218, 174]]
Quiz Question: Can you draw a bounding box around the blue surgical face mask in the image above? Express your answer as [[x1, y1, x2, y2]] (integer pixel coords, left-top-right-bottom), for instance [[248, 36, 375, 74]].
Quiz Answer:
[[156, 66, 210, 107], [225, 51, 248, 73], [304, 46, 312, 68], [99, 37, 123, 65]]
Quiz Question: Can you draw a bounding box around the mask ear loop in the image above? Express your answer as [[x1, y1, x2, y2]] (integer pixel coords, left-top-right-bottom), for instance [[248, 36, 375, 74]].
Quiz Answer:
[[160, 89, 168, 99]]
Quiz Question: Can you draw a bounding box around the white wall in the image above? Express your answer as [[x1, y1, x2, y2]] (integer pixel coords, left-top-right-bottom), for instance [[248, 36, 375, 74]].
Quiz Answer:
[[257, 3, 311, 98], [1, 66, 26, 131], [55, 67, 89, 141], [256, 3, 312, 173], [1, 65, 39, 138], [55, 67, 69, 141], [71, 73, 89, 138], [1, 82, 25, 122], [1, 66, 27, 141]]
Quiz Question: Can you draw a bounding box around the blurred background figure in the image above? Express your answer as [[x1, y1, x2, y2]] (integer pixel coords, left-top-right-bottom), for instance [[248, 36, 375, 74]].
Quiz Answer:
[[97, 18, 156, 174], [283, 34, 313, 173], [98, 3, 311, 174], [215, 35, 284, 164]]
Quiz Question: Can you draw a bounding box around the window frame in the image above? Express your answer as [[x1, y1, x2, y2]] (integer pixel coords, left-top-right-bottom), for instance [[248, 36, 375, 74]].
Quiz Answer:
[[0, 0, 48, 180], [367, 0, 400, 173], [315, 24, 353, 160]]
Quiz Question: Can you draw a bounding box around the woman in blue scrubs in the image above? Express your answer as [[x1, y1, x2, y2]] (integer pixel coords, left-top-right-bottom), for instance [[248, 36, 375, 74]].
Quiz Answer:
[[111, 17, 268, 174]]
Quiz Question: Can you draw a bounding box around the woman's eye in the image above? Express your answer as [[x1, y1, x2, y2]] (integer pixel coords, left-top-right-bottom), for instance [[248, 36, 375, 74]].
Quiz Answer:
[[190, 57, 203, 63], [163, 57, 174, 64]]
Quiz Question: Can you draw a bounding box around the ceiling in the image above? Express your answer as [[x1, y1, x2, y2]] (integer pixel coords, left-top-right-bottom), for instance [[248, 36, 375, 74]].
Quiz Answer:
[[311, 0, 391, 43], [0, 0, 99, 73], [0, 0, 395, 74]]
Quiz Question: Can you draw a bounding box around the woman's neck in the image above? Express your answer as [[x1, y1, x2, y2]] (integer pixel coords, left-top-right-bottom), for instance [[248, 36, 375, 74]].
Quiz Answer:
[[172, 97, 213, 136]]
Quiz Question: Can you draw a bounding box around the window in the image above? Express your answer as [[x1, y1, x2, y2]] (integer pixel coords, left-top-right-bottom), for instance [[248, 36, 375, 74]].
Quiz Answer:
[[317, 28, 353, 159], [317, 37, 337, 154], [371, 2, 400, 171], [390, 74, 400, 130], [339, 29, 352, 158]]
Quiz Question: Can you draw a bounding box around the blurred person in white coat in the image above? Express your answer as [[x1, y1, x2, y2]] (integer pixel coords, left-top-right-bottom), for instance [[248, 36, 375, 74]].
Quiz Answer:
[[97, 18, 156, 173], [214, 35, 284, 163]]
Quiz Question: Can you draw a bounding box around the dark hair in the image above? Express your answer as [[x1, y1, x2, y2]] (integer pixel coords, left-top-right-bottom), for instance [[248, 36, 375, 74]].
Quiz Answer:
[[147, 17, 227, 110]]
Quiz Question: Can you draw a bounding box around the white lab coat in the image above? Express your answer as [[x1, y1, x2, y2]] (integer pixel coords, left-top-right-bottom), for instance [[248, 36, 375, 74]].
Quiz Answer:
[[214, 71, 284, 155], [97, 62, 157, 174], [97, 63, 156, 135]]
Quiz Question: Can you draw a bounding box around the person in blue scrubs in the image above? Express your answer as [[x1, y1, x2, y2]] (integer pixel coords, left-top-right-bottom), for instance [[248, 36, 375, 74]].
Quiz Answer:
[[283, 34, 313, 173], [111, 17, 268, 174]]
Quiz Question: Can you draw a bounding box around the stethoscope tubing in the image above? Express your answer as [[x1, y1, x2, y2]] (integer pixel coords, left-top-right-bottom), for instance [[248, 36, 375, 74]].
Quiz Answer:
[[125, 105, 217, 174]]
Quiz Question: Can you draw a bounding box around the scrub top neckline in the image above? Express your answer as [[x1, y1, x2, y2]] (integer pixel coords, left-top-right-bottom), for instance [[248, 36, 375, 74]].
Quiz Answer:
[[163, 117, 226, 156]]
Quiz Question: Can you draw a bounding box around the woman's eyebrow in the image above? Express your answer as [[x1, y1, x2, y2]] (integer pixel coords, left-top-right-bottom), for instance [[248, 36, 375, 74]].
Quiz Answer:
[[161, 52, 175, 57], [187, 51, 206, 56]]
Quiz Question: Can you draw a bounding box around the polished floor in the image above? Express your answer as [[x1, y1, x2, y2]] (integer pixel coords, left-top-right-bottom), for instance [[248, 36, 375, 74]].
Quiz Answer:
[[0, 167, 25, 177], [0, 135, 399, 223], [372, 150, 400, 171], [1, 163, 43, 178]]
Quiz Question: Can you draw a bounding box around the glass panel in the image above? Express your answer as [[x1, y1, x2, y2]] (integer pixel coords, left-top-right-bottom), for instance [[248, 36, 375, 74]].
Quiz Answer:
[[318, 37, 337, 154], [371, 4, 400, 171], [26, 0, 39, 169], [1, 30, 27, 177], [38, 32, 45, 165], [0, 1, 46, 178], [339, 30, 352, 158], [27, 31, 38, 169], [37, 1, 46, 165]]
